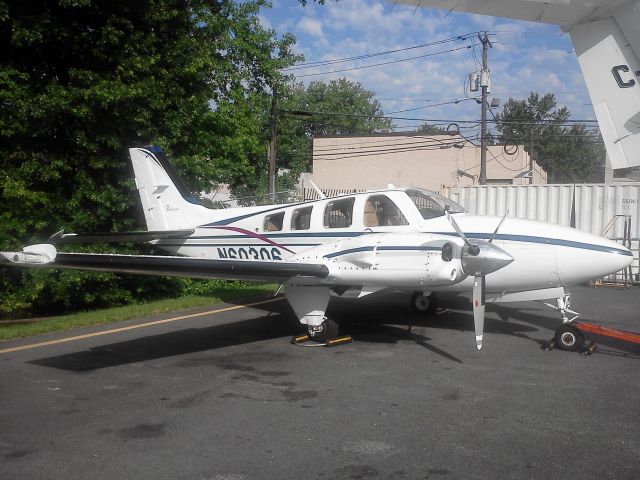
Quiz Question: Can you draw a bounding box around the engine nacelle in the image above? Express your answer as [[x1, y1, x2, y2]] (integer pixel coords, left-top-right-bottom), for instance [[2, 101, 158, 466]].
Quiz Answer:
[[319, 235, 468, 288]]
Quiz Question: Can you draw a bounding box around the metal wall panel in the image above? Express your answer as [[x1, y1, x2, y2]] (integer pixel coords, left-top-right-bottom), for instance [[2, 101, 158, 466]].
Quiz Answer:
[[445, 183, 639, 238], [445, 184, 575, 226], [573, 184, 640, 239]]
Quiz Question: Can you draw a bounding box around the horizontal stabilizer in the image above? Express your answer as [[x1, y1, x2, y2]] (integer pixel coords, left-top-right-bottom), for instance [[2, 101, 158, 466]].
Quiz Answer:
[[0, 244, 57, 265], [49, 229, 195, 244]]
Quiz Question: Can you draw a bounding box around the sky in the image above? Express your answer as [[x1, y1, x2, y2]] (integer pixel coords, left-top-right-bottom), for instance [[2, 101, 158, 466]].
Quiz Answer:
[[258, 0, 595, 134]]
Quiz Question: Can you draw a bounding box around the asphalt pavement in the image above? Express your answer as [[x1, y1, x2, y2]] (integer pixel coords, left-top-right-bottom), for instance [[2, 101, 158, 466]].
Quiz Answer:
[[1, 286, 639, 480]]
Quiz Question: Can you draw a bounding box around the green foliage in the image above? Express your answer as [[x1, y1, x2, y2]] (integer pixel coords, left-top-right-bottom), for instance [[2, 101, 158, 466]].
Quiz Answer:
[[275, 78, 393, 183], [416, 123, 452, 135], [229, 78, 393, 202], [0, 0, 297, 316], [0, 282, 277, 340], [290, 78, 393, 136], [495, 93, 605, 183]]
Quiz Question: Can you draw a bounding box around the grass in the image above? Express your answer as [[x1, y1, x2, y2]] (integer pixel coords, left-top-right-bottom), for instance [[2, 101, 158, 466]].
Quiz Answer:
[[0, 283, 278, 342]]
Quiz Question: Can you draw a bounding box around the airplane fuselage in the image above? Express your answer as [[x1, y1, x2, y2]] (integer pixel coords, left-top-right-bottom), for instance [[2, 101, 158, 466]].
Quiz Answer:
[[149, 189, 632, 296]]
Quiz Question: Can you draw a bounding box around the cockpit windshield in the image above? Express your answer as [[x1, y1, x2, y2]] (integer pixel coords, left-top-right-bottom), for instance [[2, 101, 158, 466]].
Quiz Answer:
[[406, 189, 466, 219]]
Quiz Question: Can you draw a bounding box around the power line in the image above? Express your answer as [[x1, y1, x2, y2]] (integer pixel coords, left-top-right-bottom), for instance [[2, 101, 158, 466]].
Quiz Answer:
[[280, 109, 599, 125], [385, 98, 477, 115], [295, 45, 471, 78], [314, 136, 465, 153], [283, 32, 480, 71]]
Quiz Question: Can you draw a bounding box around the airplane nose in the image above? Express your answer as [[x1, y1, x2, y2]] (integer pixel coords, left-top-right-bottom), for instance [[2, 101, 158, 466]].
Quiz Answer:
[[556, 234, 634, 284]]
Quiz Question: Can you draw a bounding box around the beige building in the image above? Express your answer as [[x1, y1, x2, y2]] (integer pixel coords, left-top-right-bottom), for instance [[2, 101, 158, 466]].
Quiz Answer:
[[309, 133, 546, 194]]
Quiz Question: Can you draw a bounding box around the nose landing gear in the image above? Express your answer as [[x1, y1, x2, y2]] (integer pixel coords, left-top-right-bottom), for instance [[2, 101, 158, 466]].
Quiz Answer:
[[545, 324, 597, 355]]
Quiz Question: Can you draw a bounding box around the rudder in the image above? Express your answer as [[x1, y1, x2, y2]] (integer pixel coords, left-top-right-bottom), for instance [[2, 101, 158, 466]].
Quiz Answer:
[[129, 147, 213, 231]]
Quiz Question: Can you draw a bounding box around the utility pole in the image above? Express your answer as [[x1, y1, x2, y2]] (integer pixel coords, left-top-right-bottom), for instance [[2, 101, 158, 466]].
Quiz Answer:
[[529, 128, 534, 185], [478, 32, 492, 185], [267, 85, 277, 201]]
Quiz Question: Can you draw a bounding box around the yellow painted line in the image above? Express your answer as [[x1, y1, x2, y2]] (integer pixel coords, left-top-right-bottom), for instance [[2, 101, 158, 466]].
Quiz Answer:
[[0, 297, 285, 355]]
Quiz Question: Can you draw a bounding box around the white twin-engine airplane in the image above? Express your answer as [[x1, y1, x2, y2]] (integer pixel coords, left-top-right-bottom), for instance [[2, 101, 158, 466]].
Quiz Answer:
[[0, 148, 633, 349], [395, 0, 640, 172]]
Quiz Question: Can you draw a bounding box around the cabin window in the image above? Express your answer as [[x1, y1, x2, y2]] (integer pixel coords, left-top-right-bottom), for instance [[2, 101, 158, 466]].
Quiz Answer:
[[364, 195, 408, 227], [407, 190, 465, 219], [408, 191, 444, 219], [324, 198, 354, 228], [291, 206, 312, 230], [263, 212, 285, 231]]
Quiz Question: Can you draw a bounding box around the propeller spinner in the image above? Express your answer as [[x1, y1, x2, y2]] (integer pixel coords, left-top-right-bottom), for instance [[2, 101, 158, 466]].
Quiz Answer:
[[446, 213, 514, 349]]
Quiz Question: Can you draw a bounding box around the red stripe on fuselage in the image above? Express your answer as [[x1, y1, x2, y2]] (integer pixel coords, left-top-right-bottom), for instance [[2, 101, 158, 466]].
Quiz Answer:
[[202, 226, 295, 254]]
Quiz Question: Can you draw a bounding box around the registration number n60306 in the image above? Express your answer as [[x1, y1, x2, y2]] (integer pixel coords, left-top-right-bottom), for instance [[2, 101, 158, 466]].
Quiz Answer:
[[217, 247, 282, 261]]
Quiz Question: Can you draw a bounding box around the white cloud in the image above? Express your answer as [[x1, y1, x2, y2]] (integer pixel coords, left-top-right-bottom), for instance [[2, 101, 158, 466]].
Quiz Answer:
[[297, 17, 324, 37], [261, 0, 593, 125]]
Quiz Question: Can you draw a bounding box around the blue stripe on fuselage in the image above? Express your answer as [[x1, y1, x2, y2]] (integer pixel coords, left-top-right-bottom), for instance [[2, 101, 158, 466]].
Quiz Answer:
[[186, 229, 631, 257], [432, 232, 632, 256], [324, 245, 442, 259]]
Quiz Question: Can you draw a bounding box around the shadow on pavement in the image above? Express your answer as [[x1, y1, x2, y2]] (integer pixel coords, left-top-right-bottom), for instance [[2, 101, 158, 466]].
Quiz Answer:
[[30, 300, 298, 371]]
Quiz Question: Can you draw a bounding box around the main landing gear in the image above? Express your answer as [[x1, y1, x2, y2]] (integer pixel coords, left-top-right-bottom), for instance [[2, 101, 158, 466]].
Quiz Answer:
[[285, 286, 352, 347], [293, 317, 353, 347], [411, 291, 438, 315]]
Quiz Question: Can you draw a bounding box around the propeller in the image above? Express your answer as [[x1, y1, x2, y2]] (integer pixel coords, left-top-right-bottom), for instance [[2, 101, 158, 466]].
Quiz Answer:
[[446, 212, 513, 349]]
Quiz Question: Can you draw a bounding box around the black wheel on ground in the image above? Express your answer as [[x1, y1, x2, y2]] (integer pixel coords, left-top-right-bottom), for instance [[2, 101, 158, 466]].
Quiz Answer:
[[324, 318, 340, 339], [411, 292, 437, 315], [555, 325, 585, 352], [307, 318, 340, 342]]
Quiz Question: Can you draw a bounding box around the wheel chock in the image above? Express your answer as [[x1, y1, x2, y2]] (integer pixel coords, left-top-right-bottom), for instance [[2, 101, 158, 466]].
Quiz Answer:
[[326, 335, 353, 347], [291, 334, 352, 347], [293, 334, 311, 344], [579, 341, 597, 356], [544, 338, 556, 351]]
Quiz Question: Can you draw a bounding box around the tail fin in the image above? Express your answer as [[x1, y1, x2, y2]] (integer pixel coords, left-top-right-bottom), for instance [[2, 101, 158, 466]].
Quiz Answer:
[[570, 12, 640, 170], [129, 147, 213, 230]]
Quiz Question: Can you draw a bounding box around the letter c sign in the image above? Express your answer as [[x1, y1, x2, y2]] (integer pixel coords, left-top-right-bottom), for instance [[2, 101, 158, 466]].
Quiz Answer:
[[612, 65, 636, 88]]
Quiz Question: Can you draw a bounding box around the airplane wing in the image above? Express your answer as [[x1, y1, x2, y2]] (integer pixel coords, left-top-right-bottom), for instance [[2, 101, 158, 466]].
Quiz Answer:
[[394, 0, 640, 171], [0, 244, 329, 282]]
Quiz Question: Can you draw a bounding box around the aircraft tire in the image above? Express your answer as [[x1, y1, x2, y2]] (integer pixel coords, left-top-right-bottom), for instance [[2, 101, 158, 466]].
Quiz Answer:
[[412, 292, 437, 315], [308, 318, 339, 342], [555, 325, 585, 352]]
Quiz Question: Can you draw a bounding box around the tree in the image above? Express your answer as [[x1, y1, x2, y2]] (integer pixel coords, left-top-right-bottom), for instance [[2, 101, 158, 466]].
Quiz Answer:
[[292, 78, 393, 136], [495, 93, 604, 183], [283, 78, 393, 177], [0, 0, 297, 315], [229, 78, 393, 203], [416, 123, 451, 135]]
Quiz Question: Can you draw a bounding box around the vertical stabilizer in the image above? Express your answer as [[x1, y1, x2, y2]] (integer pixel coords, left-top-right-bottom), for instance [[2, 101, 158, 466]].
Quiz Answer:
[[571, 12, 640, 170], [129, 147, 214, 231]]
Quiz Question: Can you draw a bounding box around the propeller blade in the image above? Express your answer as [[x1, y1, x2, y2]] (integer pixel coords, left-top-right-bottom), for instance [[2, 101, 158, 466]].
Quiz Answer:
[[473, 275, 485, 350], [446, 211, 472, 247], [488, 211, 509, 243]]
